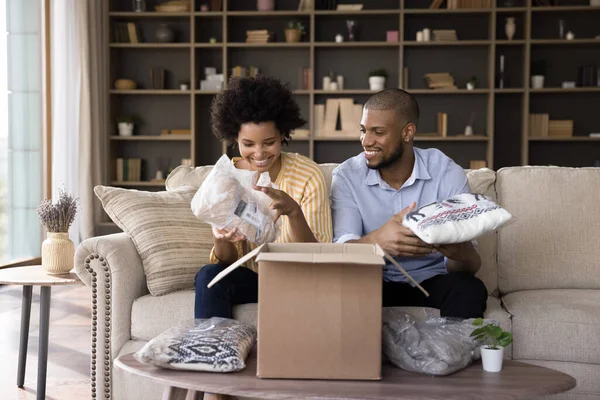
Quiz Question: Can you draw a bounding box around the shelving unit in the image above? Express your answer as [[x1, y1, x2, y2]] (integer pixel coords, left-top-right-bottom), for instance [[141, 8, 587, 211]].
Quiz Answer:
[[103, 0, 600, 222]]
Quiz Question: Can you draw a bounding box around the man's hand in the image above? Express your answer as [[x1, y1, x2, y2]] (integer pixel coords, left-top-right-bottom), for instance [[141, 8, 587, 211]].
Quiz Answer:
[[255, 186, 301, 222], [375, 202, 434, 257]]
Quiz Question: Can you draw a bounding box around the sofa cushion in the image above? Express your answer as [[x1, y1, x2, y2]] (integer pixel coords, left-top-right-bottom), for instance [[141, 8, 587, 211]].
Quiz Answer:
[[497, 166, 600, 293], [131, 289, 510, 344], [466, 168, 498, 297], [502, 289, 600, 364], [94, 185, 214, 296]]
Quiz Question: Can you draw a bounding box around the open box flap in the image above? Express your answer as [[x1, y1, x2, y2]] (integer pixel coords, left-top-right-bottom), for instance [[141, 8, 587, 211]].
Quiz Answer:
[[256, 252, 385, 265], [377, 244, 430, 298], [206, 243, 266, 288]]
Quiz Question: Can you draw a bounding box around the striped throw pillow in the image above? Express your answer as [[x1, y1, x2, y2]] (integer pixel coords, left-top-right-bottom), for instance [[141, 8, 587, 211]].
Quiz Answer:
[[94, 185, 214, 296]]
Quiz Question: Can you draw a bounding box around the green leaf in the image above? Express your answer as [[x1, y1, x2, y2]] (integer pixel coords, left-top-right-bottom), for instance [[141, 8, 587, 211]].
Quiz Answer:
[[498, 332, 513, 347], [470, 327, 486, 337], [486, 325, 502, 339], [472, 334, 486, 341], [472, 318, 483, 326]]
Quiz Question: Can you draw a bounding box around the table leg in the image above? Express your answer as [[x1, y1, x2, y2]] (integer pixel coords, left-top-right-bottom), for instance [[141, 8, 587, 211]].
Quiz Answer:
[[17, 285, 33, 388], [37, 286, 51, 400], [162, 386, 201, 400]]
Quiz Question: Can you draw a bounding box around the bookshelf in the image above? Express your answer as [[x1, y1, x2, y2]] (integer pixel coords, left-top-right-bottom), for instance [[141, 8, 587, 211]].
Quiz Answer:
[[101, 0, 600, 229]]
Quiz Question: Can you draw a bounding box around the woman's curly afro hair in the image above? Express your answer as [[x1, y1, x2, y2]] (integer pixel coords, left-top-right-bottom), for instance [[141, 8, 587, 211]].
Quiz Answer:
[[210, 75, 307, 145]]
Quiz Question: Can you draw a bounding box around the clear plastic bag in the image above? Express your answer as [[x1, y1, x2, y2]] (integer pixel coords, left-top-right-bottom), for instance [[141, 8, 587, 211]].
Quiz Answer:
[[191, 154, 281, 245], [382, 309, 491, 376]]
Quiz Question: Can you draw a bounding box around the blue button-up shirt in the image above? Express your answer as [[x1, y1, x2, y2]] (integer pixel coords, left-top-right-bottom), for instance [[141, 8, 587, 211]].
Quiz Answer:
[[330, 147, 471, 284]]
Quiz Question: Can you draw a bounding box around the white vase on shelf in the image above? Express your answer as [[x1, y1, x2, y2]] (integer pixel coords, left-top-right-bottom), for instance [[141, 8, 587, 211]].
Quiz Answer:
[[505, 18, 516, 40]]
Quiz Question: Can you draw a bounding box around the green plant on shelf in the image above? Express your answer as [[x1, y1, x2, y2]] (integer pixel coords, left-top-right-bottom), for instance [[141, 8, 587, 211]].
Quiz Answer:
[[369, 68, 388, 78], [116, 115, 137, 124], [287, 20, 306, 35], [470, 318, 513, 350]]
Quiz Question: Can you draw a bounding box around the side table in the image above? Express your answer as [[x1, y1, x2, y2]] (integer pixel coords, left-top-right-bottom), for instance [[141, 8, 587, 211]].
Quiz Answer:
[[0, 265, 82, 400]]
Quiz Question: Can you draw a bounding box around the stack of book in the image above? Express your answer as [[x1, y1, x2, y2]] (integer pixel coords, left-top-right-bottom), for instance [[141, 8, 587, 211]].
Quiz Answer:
[[444, 0, 493, 8], [314, 98, 363, 138], [424, 73, 457, 90], [433, 30, 458, 41], [113, 22, 142, 43], [246, 30, 271, 43], [231, 65, 260, 78], [548, 120, 574, 137]]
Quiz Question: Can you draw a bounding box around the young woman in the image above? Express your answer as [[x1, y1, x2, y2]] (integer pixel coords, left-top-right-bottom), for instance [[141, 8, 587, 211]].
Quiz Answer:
[[194, 75, 332, 319]]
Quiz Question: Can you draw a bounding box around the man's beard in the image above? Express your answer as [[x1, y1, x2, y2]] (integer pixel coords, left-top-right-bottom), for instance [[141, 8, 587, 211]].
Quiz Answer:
[[367, 141, 404, 170]]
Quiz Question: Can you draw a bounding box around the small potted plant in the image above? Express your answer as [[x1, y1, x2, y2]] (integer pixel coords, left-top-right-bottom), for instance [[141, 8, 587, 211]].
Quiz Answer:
[[37, 188, 78, 275], [531, 59, 546, 89], [285, 20, 305, 43], [179, 79, 190, 91], [470, 318, 513, 372], [368, 68, 388, 91], [117, 115, 136, 136], [466, 76, 478, 90]]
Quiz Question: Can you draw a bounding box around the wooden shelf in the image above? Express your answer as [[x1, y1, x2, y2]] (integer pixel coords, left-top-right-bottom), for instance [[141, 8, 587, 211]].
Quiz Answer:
[[110, 181, 166, 187], [313, 137, 357, 141], [495, 7, 527, 13], [530, 88, 600, 93], [315, 41, 398, 47], [110, 43, 191, 48], [292, 90, 311, 94], [404, 40, 490, 46], [407, 89, 490, 94], [414, 135, 489, 141], [110, 90, 191, 95], [314, 89, 377, 95], [227, 42, 311, 48], [314, 9, 399, 15], [193, 11, 224, 17], [495, 39, 526, 45], [495, 88, 525, 93], [530, 39, 600, 45], [227, 11, 311, 16], [194, 43, 223, 48], [531, 6, 600, 12], [195, 90, 221, 95], [403, 8, 492, 14], [109, 12, 191, 17], [529, 137, 600, 141], [110, 135, 191, 141]]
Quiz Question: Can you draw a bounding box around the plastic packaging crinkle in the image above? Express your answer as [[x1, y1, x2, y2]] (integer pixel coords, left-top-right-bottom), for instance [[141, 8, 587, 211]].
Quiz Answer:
[[382, 309, 490, 376], [191, 154, 281, 245]]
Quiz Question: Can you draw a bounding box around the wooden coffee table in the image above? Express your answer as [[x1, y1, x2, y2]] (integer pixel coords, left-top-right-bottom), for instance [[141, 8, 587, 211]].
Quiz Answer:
[[115, 352, 576, 400]]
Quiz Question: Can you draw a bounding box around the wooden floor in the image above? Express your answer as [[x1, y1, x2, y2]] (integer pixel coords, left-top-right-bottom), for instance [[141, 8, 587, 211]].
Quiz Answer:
[[0, 284, 91, 400]]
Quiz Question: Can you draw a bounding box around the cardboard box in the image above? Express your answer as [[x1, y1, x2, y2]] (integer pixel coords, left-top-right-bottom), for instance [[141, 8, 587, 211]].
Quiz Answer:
[[208, 242, 385, 380]]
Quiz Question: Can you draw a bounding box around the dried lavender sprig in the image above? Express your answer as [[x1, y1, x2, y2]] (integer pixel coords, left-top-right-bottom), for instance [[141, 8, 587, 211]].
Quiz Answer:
[[37, 187, 79, 233]]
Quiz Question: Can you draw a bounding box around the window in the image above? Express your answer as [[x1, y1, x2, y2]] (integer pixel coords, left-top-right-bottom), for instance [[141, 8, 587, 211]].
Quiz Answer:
[[0, 0, 43, 264]]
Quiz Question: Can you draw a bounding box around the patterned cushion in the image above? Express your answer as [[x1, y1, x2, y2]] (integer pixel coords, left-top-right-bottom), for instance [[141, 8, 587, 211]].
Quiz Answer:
[[402, 193, 512, 245], [94, 185, 214, 296], [134, 318, 256, 372]]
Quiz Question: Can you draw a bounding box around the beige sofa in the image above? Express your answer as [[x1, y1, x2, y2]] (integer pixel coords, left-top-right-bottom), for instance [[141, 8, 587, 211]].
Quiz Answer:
[[75, 164, 600, 400]]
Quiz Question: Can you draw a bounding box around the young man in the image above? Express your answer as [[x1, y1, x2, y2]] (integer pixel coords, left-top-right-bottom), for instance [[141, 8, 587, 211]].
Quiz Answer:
[[330, 89, 487, 319]]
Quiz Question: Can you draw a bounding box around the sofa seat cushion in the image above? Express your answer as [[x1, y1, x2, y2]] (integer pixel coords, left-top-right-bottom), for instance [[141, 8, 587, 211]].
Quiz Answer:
[[502, 289, 600, 364], [132, 288, 509, 343]]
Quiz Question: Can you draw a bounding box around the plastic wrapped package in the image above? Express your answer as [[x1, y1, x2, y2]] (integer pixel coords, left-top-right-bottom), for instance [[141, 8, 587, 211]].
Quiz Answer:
[[382, 309, 491, 376], [191, 155, 281, 245]]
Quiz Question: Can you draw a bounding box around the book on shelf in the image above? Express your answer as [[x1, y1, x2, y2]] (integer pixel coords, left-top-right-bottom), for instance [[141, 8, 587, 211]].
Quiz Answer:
[[314, 98, 362, 138], [113, 22, 142, 43], [446, 0, 493, 9], [246, 30, 271, 43], [437, 112, 448, 137], [160, 129, 191, 136], [548, 120, 574, 138], [432, 30, 458, 42], [470, 160, 487, 169], [528, 113, 549, 137], [424, 73, 457, 90], [231, 65, 260, 78], [116, 158, 143, 182]]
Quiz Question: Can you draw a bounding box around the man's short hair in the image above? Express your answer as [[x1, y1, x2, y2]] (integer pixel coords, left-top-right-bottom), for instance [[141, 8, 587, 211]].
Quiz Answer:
[[364, 89, 419, 127]]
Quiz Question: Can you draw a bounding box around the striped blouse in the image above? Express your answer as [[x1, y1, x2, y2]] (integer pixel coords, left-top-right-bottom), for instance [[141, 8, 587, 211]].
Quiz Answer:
[[209, 152, 333, 272]]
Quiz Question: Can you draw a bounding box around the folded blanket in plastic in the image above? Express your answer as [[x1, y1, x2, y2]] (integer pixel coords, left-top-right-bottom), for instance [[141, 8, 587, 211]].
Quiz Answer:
[[382, 309, 484, 376]]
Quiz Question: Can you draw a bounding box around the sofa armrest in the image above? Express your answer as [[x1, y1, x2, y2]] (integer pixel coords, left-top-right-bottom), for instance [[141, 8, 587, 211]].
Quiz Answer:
[[74, 232, 148, 399]]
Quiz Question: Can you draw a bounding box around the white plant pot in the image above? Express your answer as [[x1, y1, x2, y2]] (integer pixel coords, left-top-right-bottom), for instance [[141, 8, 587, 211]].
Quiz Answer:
[[369, 76, 386, 91], [466, 82, 475, 90], [118, 122, 134, 136], [481, 346, 504, 372], [531, 75, 545, 89], [180, 84, 189, 90]]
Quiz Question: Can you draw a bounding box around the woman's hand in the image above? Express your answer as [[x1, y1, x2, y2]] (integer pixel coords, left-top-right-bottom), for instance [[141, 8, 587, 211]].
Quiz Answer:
[[255, 186, 301, 222], [212, 226, 246, 243]]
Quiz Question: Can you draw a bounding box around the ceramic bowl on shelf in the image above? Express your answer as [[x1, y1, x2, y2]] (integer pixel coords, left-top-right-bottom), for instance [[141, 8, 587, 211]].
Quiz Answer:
[[155, 0, 190, 12]]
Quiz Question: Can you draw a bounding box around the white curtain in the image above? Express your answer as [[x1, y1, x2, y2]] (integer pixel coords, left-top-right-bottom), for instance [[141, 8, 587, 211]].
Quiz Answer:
[[51, 0, 105, 245]]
